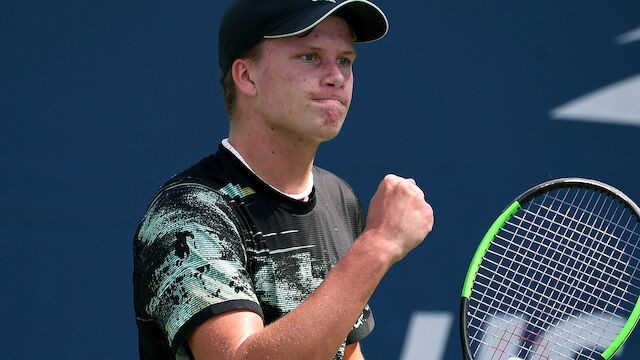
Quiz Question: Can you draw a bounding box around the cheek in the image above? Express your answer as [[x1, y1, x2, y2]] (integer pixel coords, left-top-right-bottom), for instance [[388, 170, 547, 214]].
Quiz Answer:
[[344, 82, 354, 106], [259, 69, 315, 114]]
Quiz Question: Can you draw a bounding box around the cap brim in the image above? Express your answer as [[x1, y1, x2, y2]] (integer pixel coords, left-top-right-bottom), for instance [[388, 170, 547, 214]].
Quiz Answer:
[[264, 0, 388, 43]]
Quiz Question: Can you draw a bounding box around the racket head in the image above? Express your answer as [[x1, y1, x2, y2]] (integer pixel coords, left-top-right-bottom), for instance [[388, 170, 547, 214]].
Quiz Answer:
[[460, 178, 640, 360]]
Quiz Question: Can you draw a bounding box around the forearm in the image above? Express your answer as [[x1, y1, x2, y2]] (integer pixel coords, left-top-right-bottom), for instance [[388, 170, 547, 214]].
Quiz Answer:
[[234, 232, 392, 360], [344, 342, 365, 359]]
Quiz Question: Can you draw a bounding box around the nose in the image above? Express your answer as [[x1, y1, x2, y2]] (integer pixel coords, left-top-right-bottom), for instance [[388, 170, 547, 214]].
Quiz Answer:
[[322, 61, 348, 88]]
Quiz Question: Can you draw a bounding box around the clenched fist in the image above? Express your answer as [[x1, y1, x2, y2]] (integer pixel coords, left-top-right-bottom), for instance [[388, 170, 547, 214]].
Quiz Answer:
[[362, 174, 434, 265]]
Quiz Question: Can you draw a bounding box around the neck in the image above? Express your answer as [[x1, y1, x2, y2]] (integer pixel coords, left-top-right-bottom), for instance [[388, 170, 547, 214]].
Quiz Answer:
[[228, 125, 317, 196]]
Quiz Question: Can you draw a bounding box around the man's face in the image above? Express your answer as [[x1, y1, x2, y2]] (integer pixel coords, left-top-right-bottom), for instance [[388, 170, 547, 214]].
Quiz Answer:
[[249, 16, 356, 145]]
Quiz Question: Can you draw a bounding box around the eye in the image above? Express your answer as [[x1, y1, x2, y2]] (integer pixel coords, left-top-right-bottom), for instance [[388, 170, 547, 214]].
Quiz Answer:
[[301, 53, 317, 62], [337, 57, 351, 67]]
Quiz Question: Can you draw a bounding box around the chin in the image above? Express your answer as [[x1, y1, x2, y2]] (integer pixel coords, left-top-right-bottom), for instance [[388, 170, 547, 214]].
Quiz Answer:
[[317, 122, 345, 142], [323, 108, 348, 125], [303, 110, 347, 142]]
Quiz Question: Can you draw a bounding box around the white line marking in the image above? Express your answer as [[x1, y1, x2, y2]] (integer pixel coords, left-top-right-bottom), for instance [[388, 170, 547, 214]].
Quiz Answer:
[[400, 312, 453, 360], [270, 245, 316, 255], [551, 74, 640, 126], [615, 26, 640, 45]]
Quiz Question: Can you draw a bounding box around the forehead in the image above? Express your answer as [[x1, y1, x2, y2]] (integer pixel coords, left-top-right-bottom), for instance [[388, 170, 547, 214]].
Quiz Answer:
[[263, 16, 356, 52]]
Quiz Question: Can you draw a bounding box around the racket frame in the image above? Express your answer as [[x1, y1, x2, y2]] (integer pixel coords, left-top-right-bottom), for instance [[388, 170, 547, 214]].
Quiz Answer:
[[460, 178, 640, 360]]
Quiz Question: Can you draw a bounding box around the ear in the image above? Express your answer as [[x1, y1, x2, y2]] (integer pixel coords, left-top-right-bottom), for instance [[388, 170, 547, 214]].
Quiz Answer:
[[231, 58, 258, 97]]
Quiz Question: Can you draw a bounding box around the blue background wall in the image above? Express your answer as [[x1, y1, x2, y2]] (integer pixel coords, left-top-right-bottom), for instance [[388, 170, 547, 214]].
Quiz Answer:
[[2, 1, 639, 358]]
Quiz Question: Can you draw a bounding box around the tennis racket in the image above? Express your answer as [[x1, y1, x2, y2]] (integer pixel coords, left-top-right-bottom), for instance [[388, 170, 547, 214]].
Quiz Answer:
[[460, 178, 640, 360]]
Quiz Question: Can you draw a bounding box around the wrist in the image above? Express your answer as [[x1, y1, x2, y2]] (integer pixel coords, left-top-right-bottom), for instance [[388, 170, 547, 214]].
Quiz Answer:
[[353, 229, 399, 271]]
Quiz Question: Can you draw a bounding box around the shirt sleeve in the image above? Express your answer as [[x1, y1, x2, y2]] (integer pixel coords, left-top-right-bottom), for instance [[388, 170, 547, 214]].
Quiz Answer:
[[346, 304, 375, 344], [134, 183, 263, 355]]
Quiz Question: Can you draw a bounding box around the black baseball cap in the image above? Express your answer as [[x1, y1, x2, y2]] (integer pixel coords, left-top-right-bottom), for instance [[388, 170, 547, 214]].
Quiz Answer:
[[218, 0, 389, 77]]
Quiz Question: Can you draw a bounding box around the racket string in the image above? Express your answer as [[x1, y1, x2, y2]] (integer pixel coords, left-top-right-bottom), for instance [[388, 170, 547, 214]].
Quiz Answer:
[[518, 203, 640, 268], [502, 212, 640, 297], [490, 230, 638, 309], [512, 188, 603, 356], [472, 268, 623, 341], [539, 191, 640, 238], [476, 189, 579, 360], [471, 188, 576, 360], [467, 311, 581, 360], [516, 205, 639, 267], [495, 192, 637, 315], [471, 188, 566, 359], [531, 188, 613, 354]]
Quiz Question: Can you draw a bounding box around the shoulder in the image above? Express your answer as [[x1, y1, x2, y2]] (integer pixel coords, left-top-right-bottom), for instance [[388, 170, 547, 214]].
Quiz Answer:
[[312, 166, 360, 204], [311, 166, 365, 232], [138, 182, 240, 245], [149, 182, 230, 216], [312, 166, 356, 195], [141, 148, 240, 226], [135, 147, 250, 248], [163, 151, 231, 190]]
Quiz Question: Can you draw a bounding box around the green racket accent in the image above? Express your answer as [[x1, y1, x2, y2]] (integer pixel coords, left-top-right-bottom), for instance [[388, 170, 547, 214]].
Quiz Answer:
[[603, 300, 640, 359], [461, 201, 521, 298]]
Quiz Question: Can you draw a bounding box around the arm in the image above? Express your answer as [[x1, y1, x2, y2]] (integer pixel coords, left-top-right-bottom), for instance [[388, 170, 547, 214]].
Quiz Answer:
[[344, 342, 365, 360], [188, 174, 434, 360]]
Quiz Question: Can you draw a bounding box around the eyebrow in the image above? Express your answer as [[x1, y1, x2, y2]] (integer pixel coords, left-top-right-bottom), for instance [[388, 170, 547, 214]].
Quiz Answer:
[[303, 46, 357, 57]]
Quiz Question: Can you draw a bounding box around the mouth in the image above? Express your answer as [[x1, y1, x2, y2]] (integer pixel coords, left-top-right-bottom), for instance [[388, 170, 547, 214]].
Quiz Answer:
[[310, 97, 347, 107]]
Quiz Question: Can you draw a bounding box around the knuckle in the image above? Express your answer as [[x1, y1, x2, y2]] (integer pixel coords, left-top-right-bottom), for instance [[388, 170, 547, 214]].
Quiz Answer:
[[383, 174, 398, 182], [425, 202, 433, 214]]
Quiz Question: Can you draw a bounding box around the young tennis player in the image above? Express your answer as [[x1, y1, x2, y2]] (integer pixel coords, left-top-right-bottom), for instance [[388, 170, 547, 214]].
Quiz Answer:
[[133, 1, 434, 359]]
